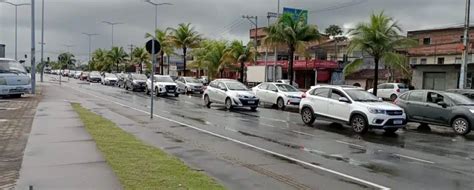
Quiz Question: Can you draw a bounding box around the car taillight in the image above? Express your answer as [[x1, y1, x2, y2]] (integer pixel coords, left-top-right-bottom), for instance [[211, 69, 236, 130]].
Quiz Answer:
[[396, 88, 400, 93], [301, 93, 306, 99]]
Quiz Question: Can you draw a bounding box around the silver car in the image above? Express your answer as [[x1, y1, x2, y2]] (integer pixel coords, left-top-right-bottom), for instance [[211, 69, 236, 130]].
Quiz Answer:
[[203, 79, 259, 111], [176, 77, 204, 94]]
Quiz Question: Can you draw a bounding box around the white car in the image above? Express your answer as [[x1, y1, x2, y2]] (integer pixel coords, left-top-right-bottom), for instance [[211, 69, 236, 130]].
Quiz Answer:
[[176, 77, 204, 94], [74, 71, 82, 79], [0, 58, 31, 98], [277, 79, 299, 88], [299, 85, 406, 134], [368, 83, 409, 101], [145, 75, 179, 97], [101, 73, 118, 86], [252, 82, 304, 110], [203, 79, 259, 111]]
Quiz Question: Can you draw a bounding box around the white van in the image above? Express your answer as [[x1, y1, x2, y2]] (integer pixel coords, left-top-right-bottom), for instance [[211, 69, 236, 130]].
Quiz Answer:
[[0, 58, 31, 98]]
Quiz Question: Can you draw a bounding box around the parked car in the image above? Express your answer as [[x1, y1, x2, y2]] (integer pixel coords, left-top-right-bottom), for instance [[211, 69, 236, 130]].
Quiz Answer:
[[101, 73, 118, 86], [87, 71, 101, 83], [68, 70, 76, 78], [74, 71, 82, 79], [300, 85, 406, 134], [276, 79, 299, 88], [252, 82, 304, 110], [124, 73, 147, 91], [368, 83, 409, 101], [176, 77, 204, 94], [395, 90, 474, 135], [203, 79, 259, 111], [145, 75, 179, 97], [447, 89, 474, 100], [80, 72, 89, 80], [199, 76, 209, 85], [116, 73, 127, 88], [0, 58, 31, 98]]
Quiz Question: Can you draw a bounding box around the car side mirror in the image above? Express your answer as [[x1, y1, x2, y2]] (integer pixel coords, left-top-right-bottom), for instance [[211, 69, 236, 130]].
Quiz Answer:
[[339, 97, 350, 103], [220, 87, 227, 91], [378, 97, 383, 101], [272, 89, 278, 92], [437, 101, 448, 108]]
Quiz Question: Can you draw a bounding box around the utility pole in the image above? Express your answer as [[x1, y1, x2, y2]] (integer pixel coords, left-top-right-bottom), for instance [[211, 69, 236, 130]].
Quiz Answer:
[[460, 0, 471, 89], [40, 0, 44, 83], [242, 15, 258, 83], [102, 21, 123, 49], [128, 44, 135, 72], [82, 33, 99, 71], [1, 1, 30, 60], [31, 0, 36, 94]]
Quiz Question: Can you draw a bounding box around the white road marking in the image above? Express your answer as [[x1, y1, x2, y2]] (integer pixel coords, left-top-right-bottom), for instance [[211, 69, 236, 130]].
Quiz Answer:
[[336, 140, 365, 149], [68, 85, 391, 190], [291, 130, 317, 137], [394, 154, 435, 164]]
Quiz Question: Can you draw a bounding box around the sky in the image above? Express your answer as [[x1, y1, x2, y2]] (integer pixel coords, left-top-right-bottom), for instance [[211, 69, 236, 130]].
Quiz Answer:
[[0, 0, 470, 64]]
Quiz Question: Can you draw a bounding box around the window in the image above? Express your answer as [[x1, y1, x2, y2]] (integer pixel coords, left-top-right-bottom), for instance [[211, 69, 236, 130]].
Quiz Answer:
[[423, 37, 431, 45], [427, 92, 444, 104], [437, 57, 445, 64], [330, 89, 346, 101], [408, 91, 424, 102], [399, 93, 409, 100], [258, 83, 268, 90], [420, 58, 427, 64], [217, 82, 227, 90], [455, 57, 462, 64], [311, 88, 330, 98], [378, 84, 387, 89], [267, 84, 278, 92], [411, 58, 417, 65], [385, 84, 395, 89], [209, 81, 218, 88]]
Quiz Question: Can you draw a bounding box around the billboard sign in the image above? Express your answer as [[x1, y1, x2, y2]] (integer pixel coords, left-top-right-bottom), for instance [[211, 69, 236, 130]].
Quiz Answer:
[[283, 7, 308, 24]]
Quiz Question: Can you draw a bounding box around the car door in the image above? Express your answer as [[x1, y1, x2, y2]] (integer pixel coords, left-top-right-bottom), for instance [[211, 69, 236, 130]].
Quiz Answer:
[[307, 87, 330, 116], [327, 89, 351, 121], [383, 84, 395, 99], [176, 78, 184, 91], [377, 84, 387, 98], [423, 92, 451, 125], [215, 82, 228, 103], [266, 84, 280, 104], [207, 81, 218, 101], [405, 91, 426, 121], [255, 83, 268, 102]]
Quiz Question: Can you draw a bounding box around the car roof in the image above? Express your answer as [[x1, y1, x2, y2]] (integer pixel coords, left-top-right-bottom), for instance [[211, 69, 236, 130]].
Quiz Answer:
[[154, 75, 171, 77], [312, 84, 363, 90]]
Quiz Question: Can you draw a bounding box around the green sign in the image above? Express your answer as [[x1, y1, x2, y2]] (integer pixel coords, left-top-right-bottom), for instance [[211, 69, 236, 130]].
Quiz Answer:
[[283, 7, 308, 24]]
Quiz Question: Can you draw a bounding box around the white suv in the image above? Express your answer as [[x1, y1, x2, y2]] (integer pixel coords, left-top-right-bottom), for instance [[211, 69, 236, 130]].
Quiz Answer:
[[300, 85, 406, 134], [203, 79, 259, 111], [368, 83, 409, 101], [145, 75, 179, 97]]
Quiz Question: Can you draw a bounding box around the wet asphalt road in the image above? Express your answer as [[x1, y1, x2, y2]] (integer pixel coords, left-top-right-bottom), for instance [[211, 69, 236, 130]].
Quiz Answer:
[[59, 76, 474, 190]]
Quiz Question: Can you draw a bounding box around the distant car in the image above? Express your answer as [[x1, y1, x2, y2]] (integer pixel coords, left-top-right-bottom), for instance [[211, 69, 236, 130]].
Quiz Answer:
[[395, 90, 474, 135], [447, 89, 474, 100], [116, 73, 127, 88], [368, 83, 409, 101], [80, 72, 89, 80], [300, 85, 406, 134], [176, 77, 204, 94], [199, 76, 209, 85], [124, 73, 147, 91], [170, 76, 179, 81], [87, 71, 101, 83], [101, 73, 118, 86], [252, 82, 304, 110], [145, 75, 179, 97], [0, 58, 31, 98], [203, 79, 259, 111], [276, 79, 299, 88], [74, 71, 82, 79]]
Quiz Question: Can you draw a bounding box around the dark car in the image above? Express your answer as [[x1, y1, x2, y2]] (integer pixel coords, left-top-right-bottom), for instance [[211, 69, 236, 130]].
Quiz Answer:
[[87, 71, 101, 83], [395, 90, 474, 135], [124, 73, 147, 91]]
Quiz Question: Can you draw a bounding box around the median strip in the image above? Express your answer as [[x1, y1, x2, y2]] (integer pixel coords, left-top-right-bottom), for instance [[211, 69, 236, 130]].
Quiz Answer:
[[71, 103, 225, 190]]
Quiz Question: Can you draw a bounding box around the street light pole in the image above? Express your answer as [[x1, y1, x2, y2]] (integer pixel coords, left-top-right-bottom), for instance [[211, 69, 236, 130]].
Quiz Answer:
[[82, 33, 99, 70], [31, 0, 36, 94], [460, 0, 471, 89], [242, 15, 258, 83], [1, 1, 30, 60], [145, 0, 172, 119], [102, 21, 123, 49], [40, 0, 44, 82]]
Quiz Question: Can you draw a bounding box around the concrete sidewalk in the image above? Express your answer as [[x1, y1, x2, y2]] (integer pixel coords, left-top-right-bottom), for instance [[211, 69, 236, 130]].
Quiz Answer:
[[16, 98, 122, 189]]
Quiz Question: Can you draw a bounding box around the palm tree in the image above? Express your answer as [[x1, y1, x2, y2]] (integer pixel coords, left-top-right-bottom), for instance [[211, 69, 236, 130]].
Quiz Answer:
[[325, 25, 343, 60], [189, 41, 210, 78], [92, 48, 109, 71], [57, 52, 76, 70], [168, 23, 202, 76], [225, 40, 257, 82], [264, 13, 321, 85], [145, 28, 174, 75], [107, 47, 128, 73], [131, 47, 150, 74], [345, 12, 415, 95]]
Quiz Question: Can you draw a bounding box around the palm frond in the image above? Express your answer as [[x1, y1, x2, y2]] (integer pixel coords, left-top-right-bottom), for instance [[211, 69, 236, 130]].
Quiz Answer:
[[343, 58, 364, 76]]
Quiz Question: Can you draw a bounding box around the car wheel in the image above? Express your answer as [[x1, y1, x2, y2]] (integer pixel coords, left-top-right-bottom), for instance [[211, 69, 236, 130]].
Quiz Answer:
[[351, 114, 368, 134], [452, 117, 471, 135], [277, 97, 285, 110], [204, 95, 211, 108], [10, 94, 22, 98], [251, 107, 257, 112], [175, 93, 179, 97], [301, 107, 315, 125], [225, 98, 233, 110], [390, 94, 398, 101], [384, 128, 399, 134], [145, 87, 150, 95]]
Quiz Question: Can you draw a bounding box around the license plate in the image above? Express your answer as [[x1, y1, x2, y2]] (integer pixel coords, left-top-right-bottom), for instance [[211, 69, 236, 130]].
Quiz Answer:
[[393, 120, 403, 125], [247, 101, 255, 104]]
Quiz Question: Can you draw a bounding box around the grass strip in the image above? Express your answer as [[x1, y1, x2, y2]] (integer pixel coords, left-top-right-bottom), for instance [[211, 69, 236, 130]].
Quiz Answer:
[[71, 103, 225, 190]]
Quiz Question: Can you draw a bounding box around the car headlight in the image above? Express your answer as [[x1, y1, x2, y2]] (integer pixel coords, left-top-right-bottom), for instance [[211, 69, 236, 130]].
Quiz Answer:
[[237, 94, 244, 98], [368, 108, 386, 114], [0, 78, 6, 85], [470, 109, 474, 114]]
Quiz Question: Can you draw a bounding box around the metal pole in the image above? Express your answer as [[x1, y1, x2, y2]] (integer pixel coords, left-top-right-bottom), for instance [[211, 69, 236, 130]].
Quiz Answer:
[[40, 0, 44, 82], [111, 25, 114, 48], [265, 16, 270, 82], [89, 36, 92, 69], [273, 0, 280, 82], [150, 4, 158, 119], [460, 0, 471, 89], [15, 6, 18, 60], [31, 0, 36, 94]]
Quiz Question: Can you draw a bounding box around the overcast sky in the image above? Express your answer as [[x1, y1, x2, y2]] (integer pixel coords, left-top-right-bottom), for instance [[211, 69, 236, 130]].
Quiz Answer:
[[0, 0, 469, 63]]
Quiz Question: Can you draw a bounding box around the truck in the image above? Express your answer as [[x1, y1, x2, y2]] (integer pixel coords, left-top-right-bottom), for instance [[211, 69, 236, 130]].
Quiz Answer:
[[246, 65, 282, 85]]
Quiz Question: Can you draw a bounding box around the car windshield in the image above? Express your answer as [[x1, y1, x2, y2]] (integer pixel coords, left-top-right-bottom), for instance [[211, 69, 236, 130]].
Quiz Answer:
[[155, 76, 174, 82], [225, 82, 248, 91], [345, 89, 381, 102], [105, 73, 116, 78], [446, 92, 474, 105], [276, 84, 299, 92], [132, 74, 147, 80], [90, 72, 100, 76], [185, 78, 201, 83], [0, 60, 27, 74], [397, 83, 408, 89]]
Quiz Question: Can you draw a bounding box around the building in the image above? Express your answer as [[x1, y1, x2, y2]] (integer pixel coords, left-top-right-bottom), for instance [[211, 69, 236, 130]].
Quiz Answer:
[[408, 26, 474, 90]]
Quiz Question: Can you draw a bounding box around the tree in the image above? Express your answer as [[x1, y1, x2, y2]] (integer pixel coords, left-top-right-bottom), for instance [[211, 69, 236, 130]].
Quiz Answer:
[[345, 12, 415, 95], [107, 47, 128, 73], [189, 40, 212, 78], [131, 47, 150, 74], [57, 52, 76, 70], [91, 49, 110, 72], [264, 13, 321, 85], [168, 23, 202, 76], [325, 25, 343, 60], [146, 28, 174, 75], [225, 40, 257, 82]]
